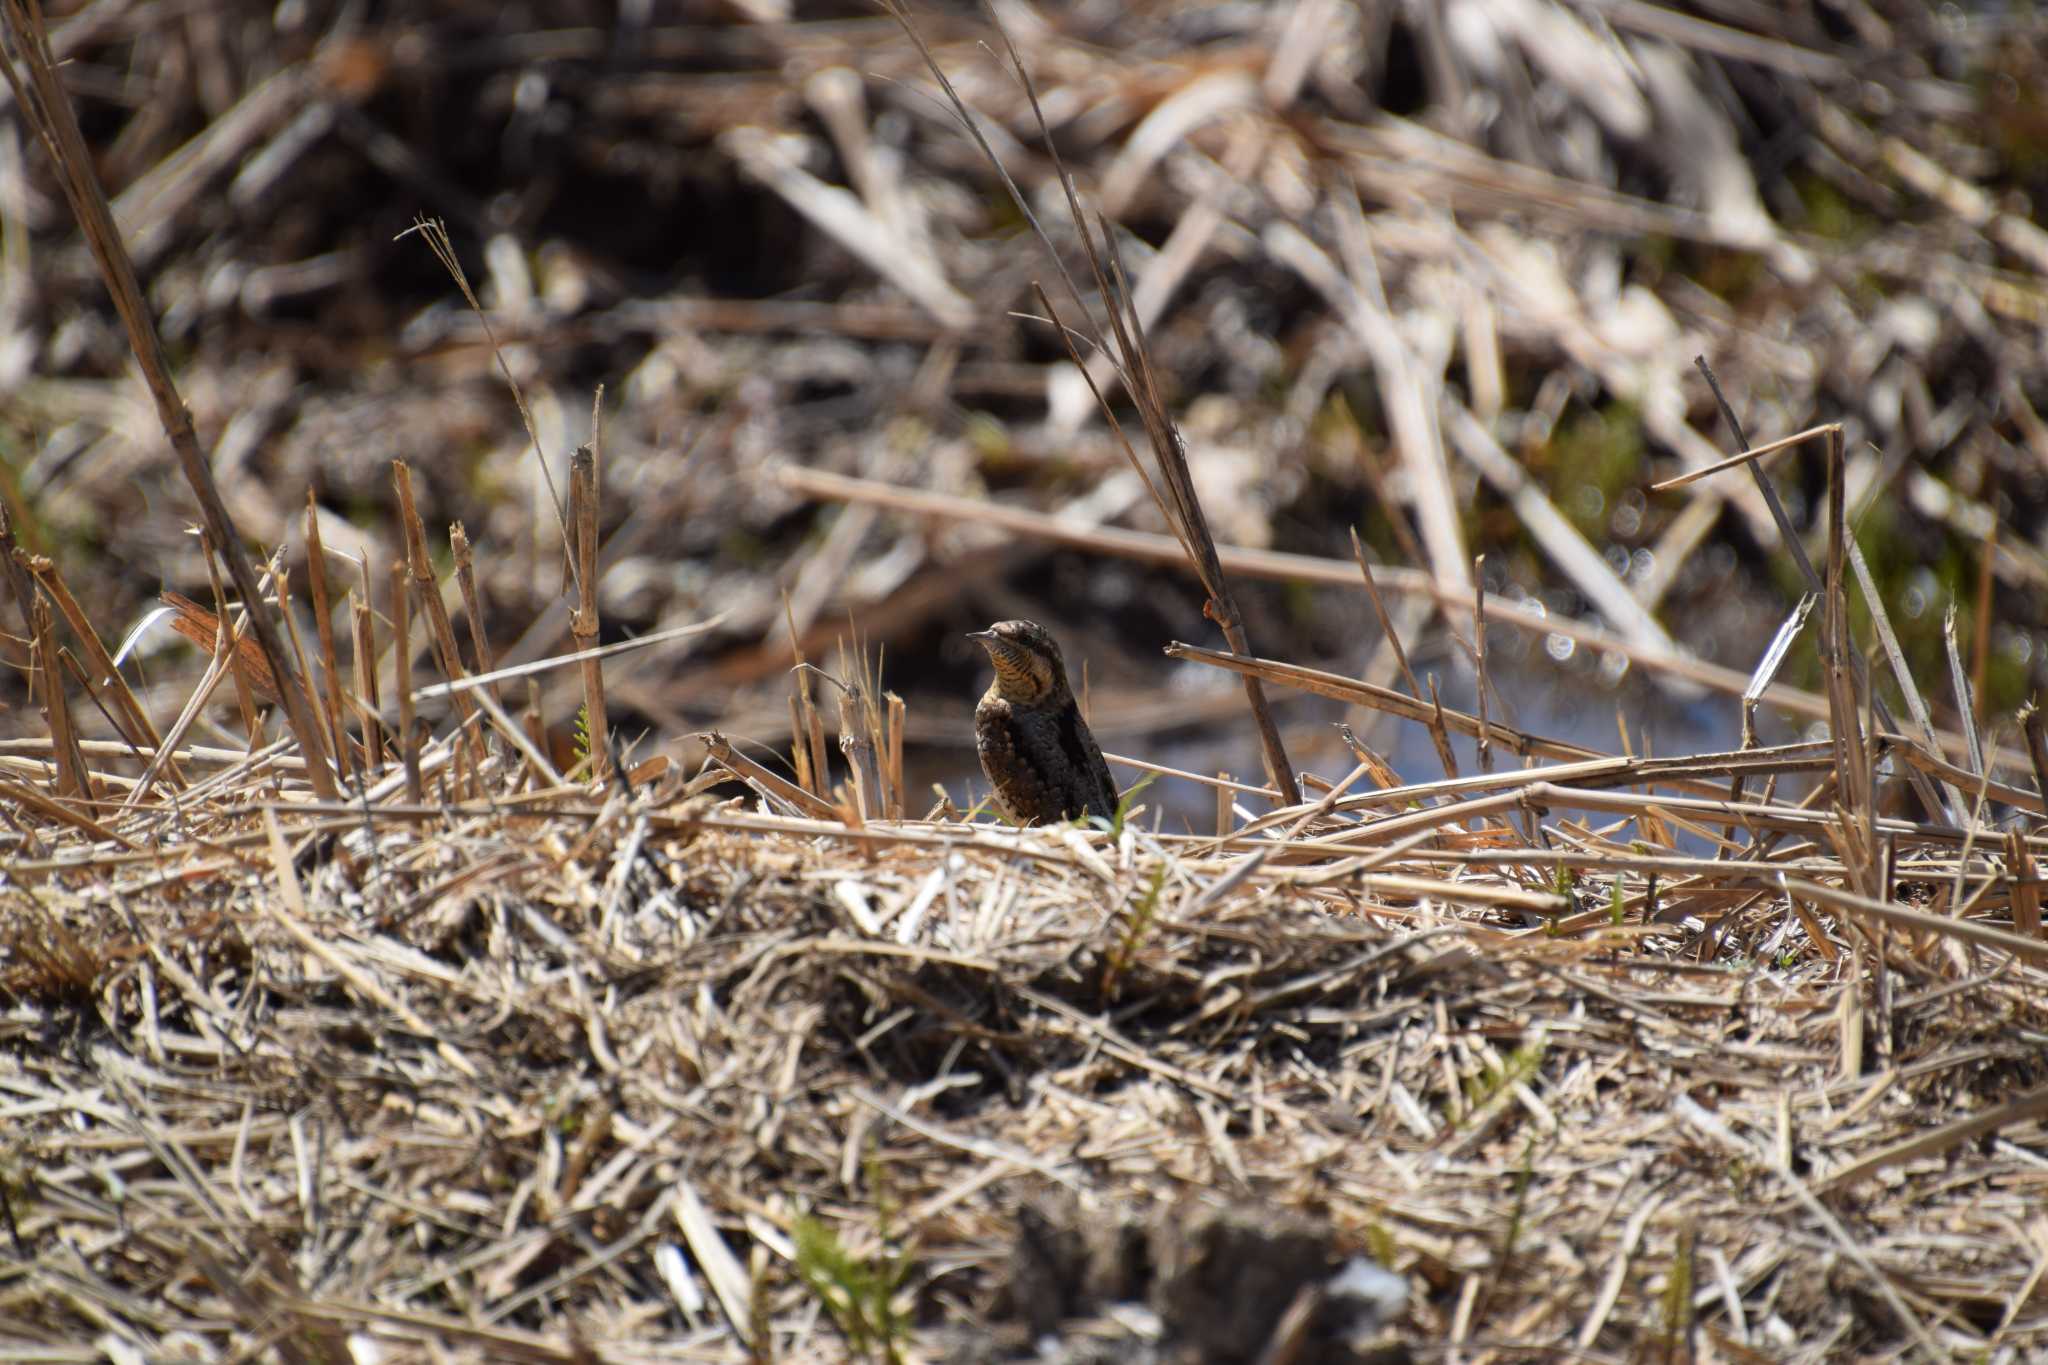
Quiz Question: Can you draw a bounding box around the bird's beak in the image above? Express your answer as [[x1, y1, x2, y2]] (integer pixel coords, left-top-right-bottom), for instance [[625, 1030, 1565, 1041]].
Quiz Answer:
[[966, 629, 995, 643]]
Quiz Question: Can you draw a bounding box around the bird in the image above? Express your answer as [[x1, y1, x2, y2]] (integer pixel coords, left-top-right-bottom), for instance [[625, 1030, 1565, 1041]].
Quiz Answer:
[[969, 619, 1120, 826]]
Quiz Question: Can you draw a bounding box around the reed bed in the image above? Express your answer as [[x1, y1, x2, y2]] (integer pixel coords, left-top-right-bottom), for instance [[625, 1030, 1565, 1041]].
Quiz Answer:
[[4, 634, 2047, 1361], [3, 2, 2048, 1361]]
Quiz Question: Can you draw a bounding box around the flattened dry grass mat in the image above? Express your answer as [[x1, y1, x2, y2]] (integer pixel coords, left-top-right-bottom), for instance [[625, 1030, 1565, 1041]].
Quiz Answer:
[[2, 732, 2046, 1359]]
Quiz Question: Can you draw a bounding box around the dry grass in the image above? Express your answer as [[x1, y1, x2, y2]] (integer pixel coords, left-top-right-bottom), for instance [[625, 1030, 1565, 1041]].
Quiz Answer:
[[4, 2, 2048, 1361], [3, 711, 2046, 1360]]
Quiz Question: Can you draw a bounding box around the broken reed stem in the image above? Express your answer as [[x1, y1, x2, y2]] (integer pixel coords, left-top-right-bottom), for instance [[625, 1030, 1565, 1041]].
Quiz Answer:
[[0, 506, 41, 644], [275, 565, 323, 755], [804, 679, 830, 797], [1942, 606, 1985, 777], [1104, 259, 1301, 807], [393, 461, 482, 781], [350, 585, 383, 774], [450, 522, 503, 713], [1732, 597, 1817, 850], [392, 560, 421, 805], [1334, 724, 1407, 792], [569, 443, 610, 781], [886, 692, 906, 821], [1473, 556, 1494, 775], [2022, 704, 2048, 804], [0, 0, 337, 800], [302, 496, 354, 784], [837, 686, 879, 821], [2009, 830, 2043, 941], [1822, 426, 1873, 845], [828, 637, 892, 822], [787, 693, 814, 795], [704, 732, 838, 820], [1693, 357, 1952, 821], [59, 613, 185, 787], [24, 555, 162, 762], [1848, 542, 1962, 822], [29, 594, 87, 799], [1424, 676, 1461, 780]]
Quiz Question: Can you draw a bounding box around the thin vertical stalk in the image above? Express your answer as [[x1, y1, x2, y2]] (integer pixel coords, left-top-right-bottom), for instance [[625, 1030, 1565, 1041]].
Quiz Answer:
[[569, 444, 610, 781]]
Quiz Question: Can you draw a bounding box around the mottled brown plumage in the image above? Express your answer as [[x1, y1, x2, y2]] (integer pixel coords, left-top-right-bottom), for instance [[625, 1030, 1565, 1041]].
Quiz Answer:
[[970, 620, 1119, 826]]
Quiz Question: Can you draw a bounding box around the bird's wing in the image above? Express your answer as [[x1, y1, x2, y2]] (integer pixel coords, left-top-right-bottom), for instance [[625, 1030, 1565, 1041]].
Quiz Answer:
[[1056, 706, 1120, 821]]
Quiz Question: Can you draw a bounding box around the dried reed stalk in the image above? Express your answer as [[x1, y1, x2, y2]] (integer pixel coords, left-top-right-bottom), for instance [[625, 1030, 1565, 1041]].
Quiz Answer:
[[0, 505, 41, 638], [1167, 641, 1600, 768], [569, 443, 610, 781], [2009, 831, 2043, 941], [302, 493, 354, 784], [1694, 359, 1947, 822], [28, 593, 86, 799], [0, 0, 337, 799], [2023, 703, 2048, 805], [392, 560, 421, 804], [393, 460, 483, 779], [787, 692, 814, 796], [24, 554, 163, 761], [1471, 558, 1495, 776], [784, 594, 831, 801], [351, 586, 383, 773], [449, 521, 502, 713], [1943, 606, 1985, 778], [888, 1, 1299, 805], [1821, 424, 1879, 897], [784, 464, 2027, 772], [885, 691, 907, 821], [1352, 528, 1458, 783], [837, 692, 880, 821]]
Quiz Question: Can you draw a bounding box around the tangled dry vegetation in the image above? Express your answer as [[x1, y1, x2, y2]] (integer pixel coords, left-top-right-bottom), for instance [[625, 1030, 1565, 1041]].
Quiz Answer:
[[4, 1, 2048, 1361]]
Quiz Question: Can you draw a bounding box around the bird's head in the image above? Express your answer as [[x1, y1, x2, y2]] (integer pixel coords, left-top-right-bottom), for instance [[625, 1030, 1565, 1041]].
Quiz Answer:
[[968, 619, 1072, 703]]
